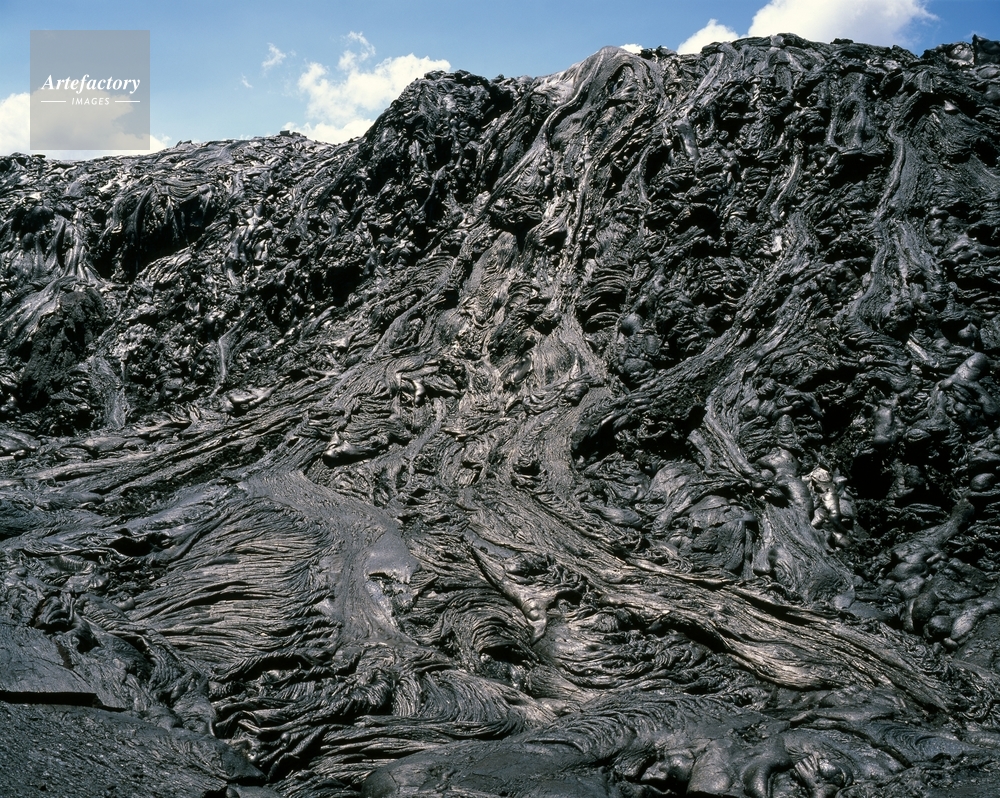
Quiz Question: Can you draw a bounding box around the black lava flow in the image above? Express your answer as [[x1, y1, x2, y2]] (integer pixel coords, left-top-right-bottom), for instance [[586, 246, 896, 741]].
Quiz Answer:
[[2, 33, 1000, 798]]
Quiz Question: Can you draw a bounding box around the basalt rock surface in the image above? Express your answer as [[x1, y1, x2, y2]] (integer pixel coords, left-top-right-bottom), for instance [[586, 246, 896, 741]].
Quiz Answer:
[[2, 32, 1000, 797]]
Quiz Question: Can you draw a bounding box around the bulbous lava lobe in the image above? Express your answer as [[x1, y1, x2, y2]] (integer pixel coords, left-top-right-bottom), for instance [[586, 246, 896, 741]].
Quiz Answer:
[[2, 32, 1000, 798]]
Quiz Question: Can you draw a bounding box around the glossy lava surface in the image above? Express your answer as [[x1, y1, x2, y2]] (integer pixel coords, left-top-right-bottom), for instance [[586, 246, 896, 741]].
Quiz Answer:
[[2, 33, 1000, 798]]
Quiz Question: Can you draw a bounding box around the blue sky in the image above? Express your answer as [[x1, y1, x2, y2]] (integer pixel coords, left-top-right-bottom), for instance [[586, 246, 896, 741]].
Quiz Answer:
[[1, 0, 999, 156]]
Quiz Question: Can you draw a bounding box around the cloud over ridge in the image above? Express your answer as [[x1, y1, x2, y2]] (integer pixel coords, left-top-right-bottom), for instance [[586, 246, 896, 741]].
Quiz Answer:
[[289, 32, 449, 145], [679, 0, 935, 54]]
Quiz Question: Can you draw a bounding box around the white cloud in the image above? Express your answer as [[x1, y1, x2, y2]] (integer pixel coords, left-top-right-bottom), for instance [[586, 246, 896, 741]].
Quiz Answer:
[[284, 118, 374, 145], [619, 43, 643, 54], [262, 43, 287, 71], [339, 31, 376, 71], [0, 92, 30, 155], [678, 19, 741, 54], [288, 33, 449, 145], [241, 74, 253, 89], [148, 134, 170, 150], [679, 0, 934, 54], [748, 0, 934, 44], [0, 92, 169, 158]]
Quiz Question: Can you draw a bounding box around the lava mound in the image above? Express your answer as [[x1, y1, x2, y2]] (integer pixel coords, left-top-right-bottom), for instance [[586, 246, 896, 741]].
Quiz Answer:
[[2, 33, 1000, 798]]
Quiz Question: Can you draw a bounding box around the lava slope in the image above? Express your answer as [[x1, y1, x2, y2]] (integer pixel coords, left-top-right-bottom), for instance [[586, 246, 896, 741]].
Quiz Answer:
[[2, 33, 1000, 798]]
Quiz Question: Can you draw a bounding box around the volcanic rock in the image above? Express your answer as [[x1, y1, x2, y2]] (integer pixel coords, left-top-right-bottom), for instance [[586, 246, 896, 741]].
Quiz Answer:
[[2, 33, 1000, 797]]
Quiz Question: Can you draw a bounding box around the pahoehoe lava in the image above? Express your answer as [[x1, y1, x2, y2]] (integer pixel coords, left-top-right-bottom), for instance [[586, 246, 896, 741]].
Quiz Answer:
[[3, 32, 1000, 797]]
